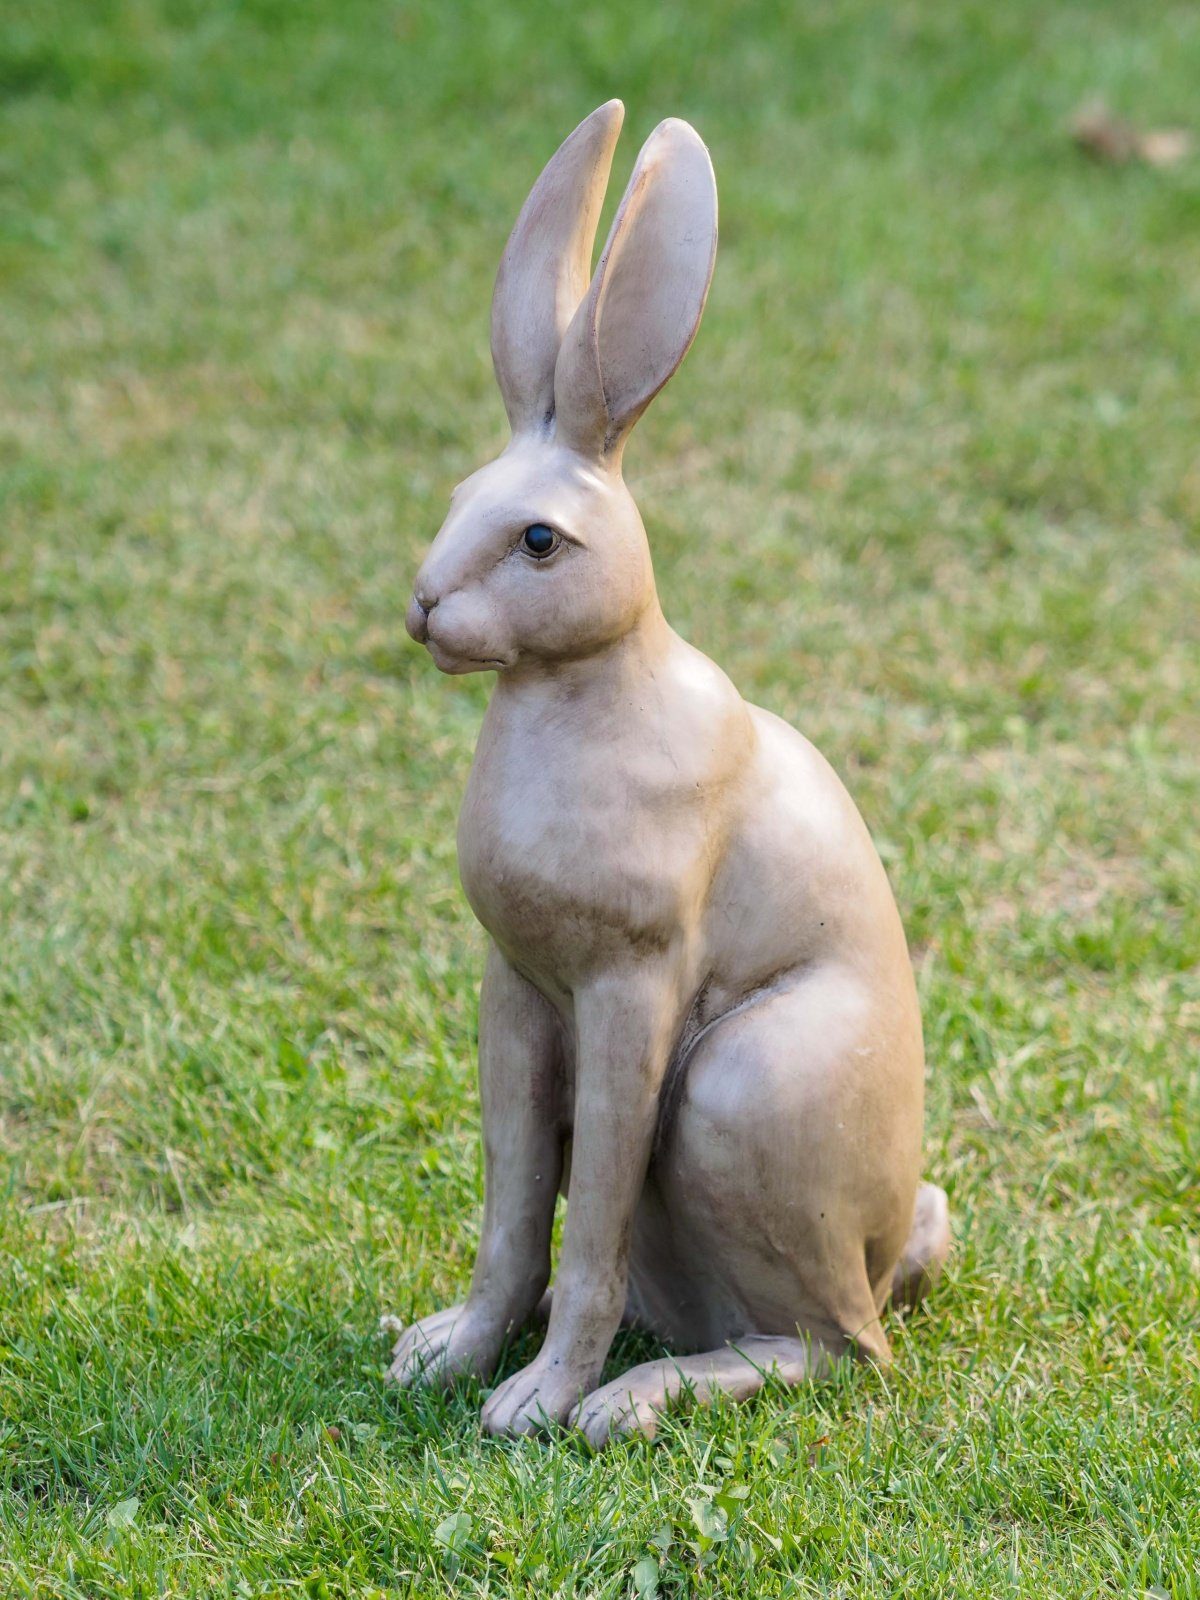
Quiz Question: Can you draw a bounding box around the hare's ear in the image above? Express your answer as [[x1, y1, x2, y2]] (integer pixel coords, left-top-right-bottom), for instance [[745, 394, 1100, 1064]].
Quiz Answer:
[[553, 118, 717, 459], [491, 101, 624, 435]]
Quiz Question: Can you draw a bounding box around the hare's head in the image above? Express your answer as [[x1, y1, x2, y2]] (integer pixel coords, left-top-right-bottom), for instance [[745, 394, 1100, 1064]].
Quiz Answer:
[[407, 101, 717, 674]]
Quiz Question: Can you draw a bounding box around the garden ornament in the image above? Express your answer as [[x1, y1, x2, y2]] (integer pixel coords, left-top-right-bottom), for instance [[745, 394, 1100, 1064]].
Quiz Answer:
[[394, 100, 950, 1447]]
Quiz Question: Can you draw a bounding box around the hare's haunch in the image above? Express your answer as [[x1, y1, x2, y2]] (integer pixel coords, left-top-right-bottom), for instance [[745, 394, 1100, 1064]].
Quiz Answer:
[[394, 101, 949, 1446]]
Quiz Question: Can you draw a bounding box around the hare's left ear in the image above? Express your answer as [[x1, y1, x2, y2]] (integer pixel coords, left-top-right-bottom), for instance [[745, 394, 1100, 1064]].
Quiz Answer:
[[554, 118, 717, 459]]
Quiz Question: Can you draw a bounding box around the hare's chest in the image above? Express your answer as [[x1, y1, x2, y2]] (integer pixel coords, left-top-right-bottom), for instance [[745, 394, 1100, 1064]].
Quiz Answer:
[[456, 729, 702, 978]]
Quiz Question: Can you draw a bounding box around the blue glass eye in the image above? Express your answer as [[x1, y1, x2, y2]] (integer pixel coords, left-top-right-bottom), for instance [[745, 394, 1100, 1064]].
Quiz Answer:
[[522, 523, 557, 557]]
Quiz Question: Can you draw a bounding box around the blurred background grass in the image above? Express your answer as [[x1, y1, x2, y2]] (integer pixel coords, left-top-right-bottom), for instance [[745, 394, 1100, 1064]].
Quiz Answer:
[[1, 1, 1198, 1595]]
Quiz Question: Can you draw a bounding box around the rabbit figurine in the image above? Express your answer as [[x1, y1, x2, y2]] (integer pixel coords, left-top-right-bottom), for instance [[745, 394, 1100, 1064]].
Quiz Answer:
[[394, 100, 950, 1447]]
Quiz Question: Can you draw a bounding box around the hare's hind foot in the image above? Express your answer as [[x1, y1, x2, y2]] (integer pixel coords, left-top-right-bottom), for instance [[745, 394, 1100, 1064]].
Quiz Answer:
[[569, 1179, 950, 1449], [890, 1181, 951, 1309], [568, 1334, 840, 1449]]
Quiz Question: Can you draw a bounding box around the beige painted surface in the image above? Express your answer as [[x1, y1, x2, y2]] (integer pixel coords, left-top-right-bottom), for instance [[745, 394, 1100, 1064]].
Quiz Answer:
[[394, 102, 950, 1447]]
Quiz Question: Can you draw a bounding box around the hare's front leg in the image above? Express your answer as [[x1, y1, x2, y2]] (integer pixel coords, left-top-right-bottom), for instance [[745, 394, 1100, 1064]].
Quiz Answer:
[[482, 963, 677, 1437], [388, 944, 563, 1389]]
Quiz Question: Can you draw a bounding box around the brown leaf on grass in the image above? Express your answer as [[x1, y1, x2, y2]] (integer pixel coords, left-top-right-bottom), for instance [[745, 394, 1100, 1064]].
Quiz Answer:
[[1071, 99, 1191, 167], [1137, 128, 1192, 168]]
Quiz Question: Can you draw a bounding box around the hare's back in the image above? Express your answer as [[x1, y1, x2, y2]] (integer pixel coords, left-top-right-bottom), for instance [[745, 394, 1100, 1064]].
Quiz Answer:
[[703, 704, 913, 1002]]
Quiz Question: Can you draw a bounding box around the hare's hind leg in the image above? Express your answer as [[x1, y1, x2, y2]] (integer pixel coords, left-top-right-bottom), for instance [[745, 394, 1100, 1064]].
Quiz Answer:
[[651, 965, 925, 1357], [569, 1334, 839, 1448]]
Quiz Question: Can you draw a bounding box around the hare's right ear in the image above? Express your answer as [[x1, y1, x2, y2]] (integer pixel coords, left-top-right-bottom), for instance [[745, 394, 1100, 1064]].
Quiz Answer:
[[553, 117, 718, 459], [491, 101, 624, 435]]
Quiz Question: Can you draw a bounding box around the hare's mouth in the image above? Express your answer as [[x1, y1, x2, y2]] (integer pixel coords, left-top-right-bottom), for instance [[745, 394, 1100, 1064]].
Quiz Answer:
[[425, 638, 508, 675]]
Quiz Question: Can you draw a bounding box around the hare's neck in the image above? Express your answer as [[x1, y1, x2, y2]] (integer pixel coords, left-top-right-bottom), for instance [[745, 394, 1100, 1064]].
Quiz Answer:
[[494, 603, 675, 709]]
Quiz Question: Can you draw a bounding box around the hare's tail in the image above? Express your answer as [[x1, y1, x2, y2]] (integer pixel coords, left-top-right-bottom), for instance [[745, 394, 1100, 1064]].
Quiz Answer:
[[890, 1180, 951, 1308]]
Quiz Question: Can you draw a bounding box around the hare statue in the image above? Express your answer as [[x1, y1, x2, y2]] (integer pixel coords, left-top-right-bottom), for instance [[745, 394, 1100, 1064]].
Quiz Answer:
[[393, 100, 951, 1447]]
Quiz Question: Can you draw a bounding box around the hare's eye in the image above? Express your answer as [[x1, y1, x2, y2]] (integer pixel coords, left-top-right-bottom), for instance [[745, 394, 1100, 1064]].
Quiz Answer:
[[521, 523, 558, 558]]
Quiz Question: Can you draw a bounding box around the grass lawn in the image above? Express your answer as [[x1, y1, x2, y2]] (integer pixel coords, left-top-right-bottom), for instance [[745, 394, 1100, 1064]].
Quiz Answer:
[[2, 0, 1198, 1593]]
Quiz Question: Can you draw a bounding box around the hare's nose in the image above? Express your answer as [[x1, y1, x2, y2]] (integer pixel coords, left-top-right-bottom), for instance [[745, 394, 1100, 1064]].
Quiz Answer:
[[406, 588, 436, 644]]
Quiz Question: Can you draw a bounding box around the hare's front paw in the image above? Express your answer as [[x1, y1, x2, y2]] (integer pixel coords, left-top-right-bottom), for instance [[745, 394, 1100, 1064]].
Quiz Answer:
[[480, 1352, 596, 1437], [569, 1369, 665, 1449], [385, 1304, 504, 1389]]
